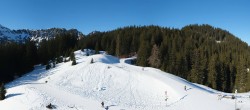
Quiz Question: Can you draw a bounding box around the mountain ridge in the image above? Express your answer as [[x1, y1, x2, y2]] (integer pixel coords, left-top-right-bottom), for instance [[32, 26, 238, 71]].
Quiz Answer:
[[0, 24, 84, 43]]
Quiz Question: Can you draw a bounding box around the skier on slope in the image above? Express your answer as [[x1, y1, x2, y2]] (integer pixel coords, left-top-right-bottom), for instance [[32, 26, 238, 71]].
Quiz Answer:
[[165, 90, 168, 101], [165, 90, 169, 107], [105, 106, 109, 110], [218, 94, 222, 100], [101, 101, 104, 108]]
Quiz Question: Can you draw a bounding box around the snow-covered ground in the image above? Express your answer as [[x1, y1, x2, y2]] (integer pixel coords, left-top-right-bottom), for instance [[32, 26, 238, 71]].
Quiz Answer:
[[1, 50, 250, 110]]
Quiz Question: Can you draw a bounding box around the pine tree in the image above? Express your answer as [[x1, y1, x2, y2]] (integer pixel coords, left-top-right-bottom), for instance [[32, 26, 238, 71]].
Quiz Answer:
[[38, 40, 50, 65], [136, 40, 151, 66], [95, 42, 100, 54], [235, 56, 248, 92], [0, 83, 6, 100], [70, 52, 75, 61], [148, 44, 161, 68], [189, 49, 206, 84], [108, 39, 115, 55], [70, 52, 77, 65], [248, 68, 250, 91], [46, 63, 51, 70], [115, 35, 120, 57], [207, 54, 218, 89], [72, 59, 77, 65], [90, 58, 94, 64]]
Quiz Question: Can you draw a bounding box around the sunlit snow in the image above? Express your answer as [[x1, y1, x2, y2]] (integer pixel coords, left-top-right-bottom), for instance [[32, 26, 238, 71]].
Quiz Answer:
[[1, 50, 250, 110]]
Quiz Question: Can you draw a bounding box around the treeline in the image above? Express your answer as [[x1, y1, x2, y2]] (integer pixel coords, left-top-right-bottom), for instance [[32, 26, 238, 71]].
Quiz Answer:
[[0, 30, 79, 83], [78, 24, 250, 93], [38, 30, 79, 65], [1, 24, 250, 93]]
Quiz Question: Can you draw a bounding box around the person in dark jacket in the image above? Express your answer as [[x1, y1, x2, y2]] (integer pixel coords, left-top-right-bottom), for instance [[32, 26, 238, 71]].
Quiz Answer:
[[101, 101, 104, 108]]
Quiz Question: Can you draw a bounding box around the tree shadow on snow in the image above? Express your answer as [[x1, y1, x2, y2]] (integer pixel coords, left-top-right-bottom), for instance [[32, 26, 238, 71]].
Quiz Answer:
[[104, 105, 117, 110], [186, 88, 193, 91], [175, 77, 216, 94], [6, 65, 59, 89], [6, 93, 23, 99]]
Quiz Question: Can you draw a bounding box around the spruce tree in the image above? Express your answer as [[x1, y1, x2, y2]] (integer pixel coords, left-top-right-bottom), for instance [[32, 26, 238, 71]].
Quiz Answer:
[[248, 68, 250, 91], [137, 40, 151, 66], [70, 52, 76, 61], [72, 59, 77, 65], [70, 52, 77, 65], [148, 44, 161, 68], [115, 35, 120, 57], [95, 43, 100, 54], [207, 54, 218, 89], [235, 56, 248, 92], [190, 49, 202, 83], [46, 63, 51, 70], [0, 83, 6, 100]]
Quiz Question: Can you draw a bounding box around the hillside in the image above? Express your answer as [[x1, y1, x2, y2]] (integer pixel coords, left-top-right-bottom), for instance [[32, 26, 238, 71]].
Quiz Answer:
[[0, 50, 250, 110], [1, 24, 250, 93], [79, 24, 250, 92]]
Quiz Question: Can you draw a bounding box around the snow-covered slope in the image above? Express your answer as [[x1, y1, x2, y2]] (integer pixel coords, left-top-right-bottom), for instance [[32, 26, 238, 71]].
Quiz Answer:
[[1, 50, 250, 110]]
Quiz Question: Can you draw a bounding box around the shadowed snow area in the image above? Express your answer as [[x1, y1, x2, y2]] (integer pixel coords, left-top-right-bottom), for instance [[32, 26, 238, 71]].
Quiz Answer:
[[1, 50, 250, 110], [90, 54, 120, 64]]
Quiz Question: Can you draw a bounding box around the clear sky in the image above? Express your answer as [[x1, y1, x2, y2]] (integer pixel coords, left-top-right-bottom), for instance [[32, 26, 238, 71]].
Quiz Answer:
[[0, 0, 249, 44]]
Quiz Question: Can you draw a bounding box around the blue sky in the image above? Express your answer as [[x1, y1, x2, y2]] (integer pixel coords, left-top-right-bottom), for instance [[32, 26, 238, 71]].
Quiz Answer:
[[0, 0, 249, 44]]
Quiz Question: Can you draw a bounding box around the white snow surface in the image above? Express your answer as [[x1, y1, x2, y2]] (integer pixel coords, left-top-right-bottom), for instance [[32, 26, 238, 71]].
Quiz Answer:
[[1, 50, 250, 110]]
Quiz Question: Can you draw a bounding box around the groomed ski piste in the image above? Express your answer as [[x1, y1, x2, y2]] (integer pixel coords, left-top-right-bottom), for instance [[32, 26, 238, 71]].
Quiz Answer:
[[1, 50, 250, 110]]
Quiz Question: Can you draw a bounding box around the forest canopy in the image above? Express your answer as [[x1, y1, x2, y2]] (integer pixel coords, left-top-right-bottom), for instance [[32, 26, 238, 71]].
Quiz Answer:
[[1, 24, 250, 93]]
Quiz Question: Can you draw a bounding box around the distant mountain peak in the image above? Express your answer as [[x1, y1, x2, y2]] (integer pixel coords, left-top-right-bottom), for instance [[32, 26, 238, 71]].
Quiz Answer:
[[0, 24, 84, 43]]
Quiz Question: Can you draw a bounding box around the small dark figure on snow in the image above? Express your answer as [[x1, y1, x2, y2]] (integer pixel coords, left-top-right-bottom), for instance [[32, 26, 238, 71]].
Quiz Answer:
[[105, 106, 109, 110], [46, 103, 53, 109], [90, 58, 94, 64], [101, 101, 104, 108], [165, 90, 169, 106], [165, 90, 168, 101], [184, 86, 187, 91], [165, 97, 168, 101], [232, 95, 235, 99], [218, 94, 222, 100]]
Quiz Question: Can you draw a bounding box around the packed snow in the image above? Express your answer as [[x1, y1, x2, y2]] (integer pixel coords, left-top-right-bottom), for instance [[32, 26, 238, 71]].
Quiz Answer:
[[1, 50, 250, 110]]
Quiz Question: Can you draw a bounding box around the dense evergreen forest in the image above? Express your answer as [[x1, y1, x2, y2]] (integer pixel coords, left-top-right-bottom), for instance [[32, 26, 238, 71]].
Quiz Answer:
[[78, 24, 250, 93], [0, 30, 79, 82], [1, 24, 250, 93]]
